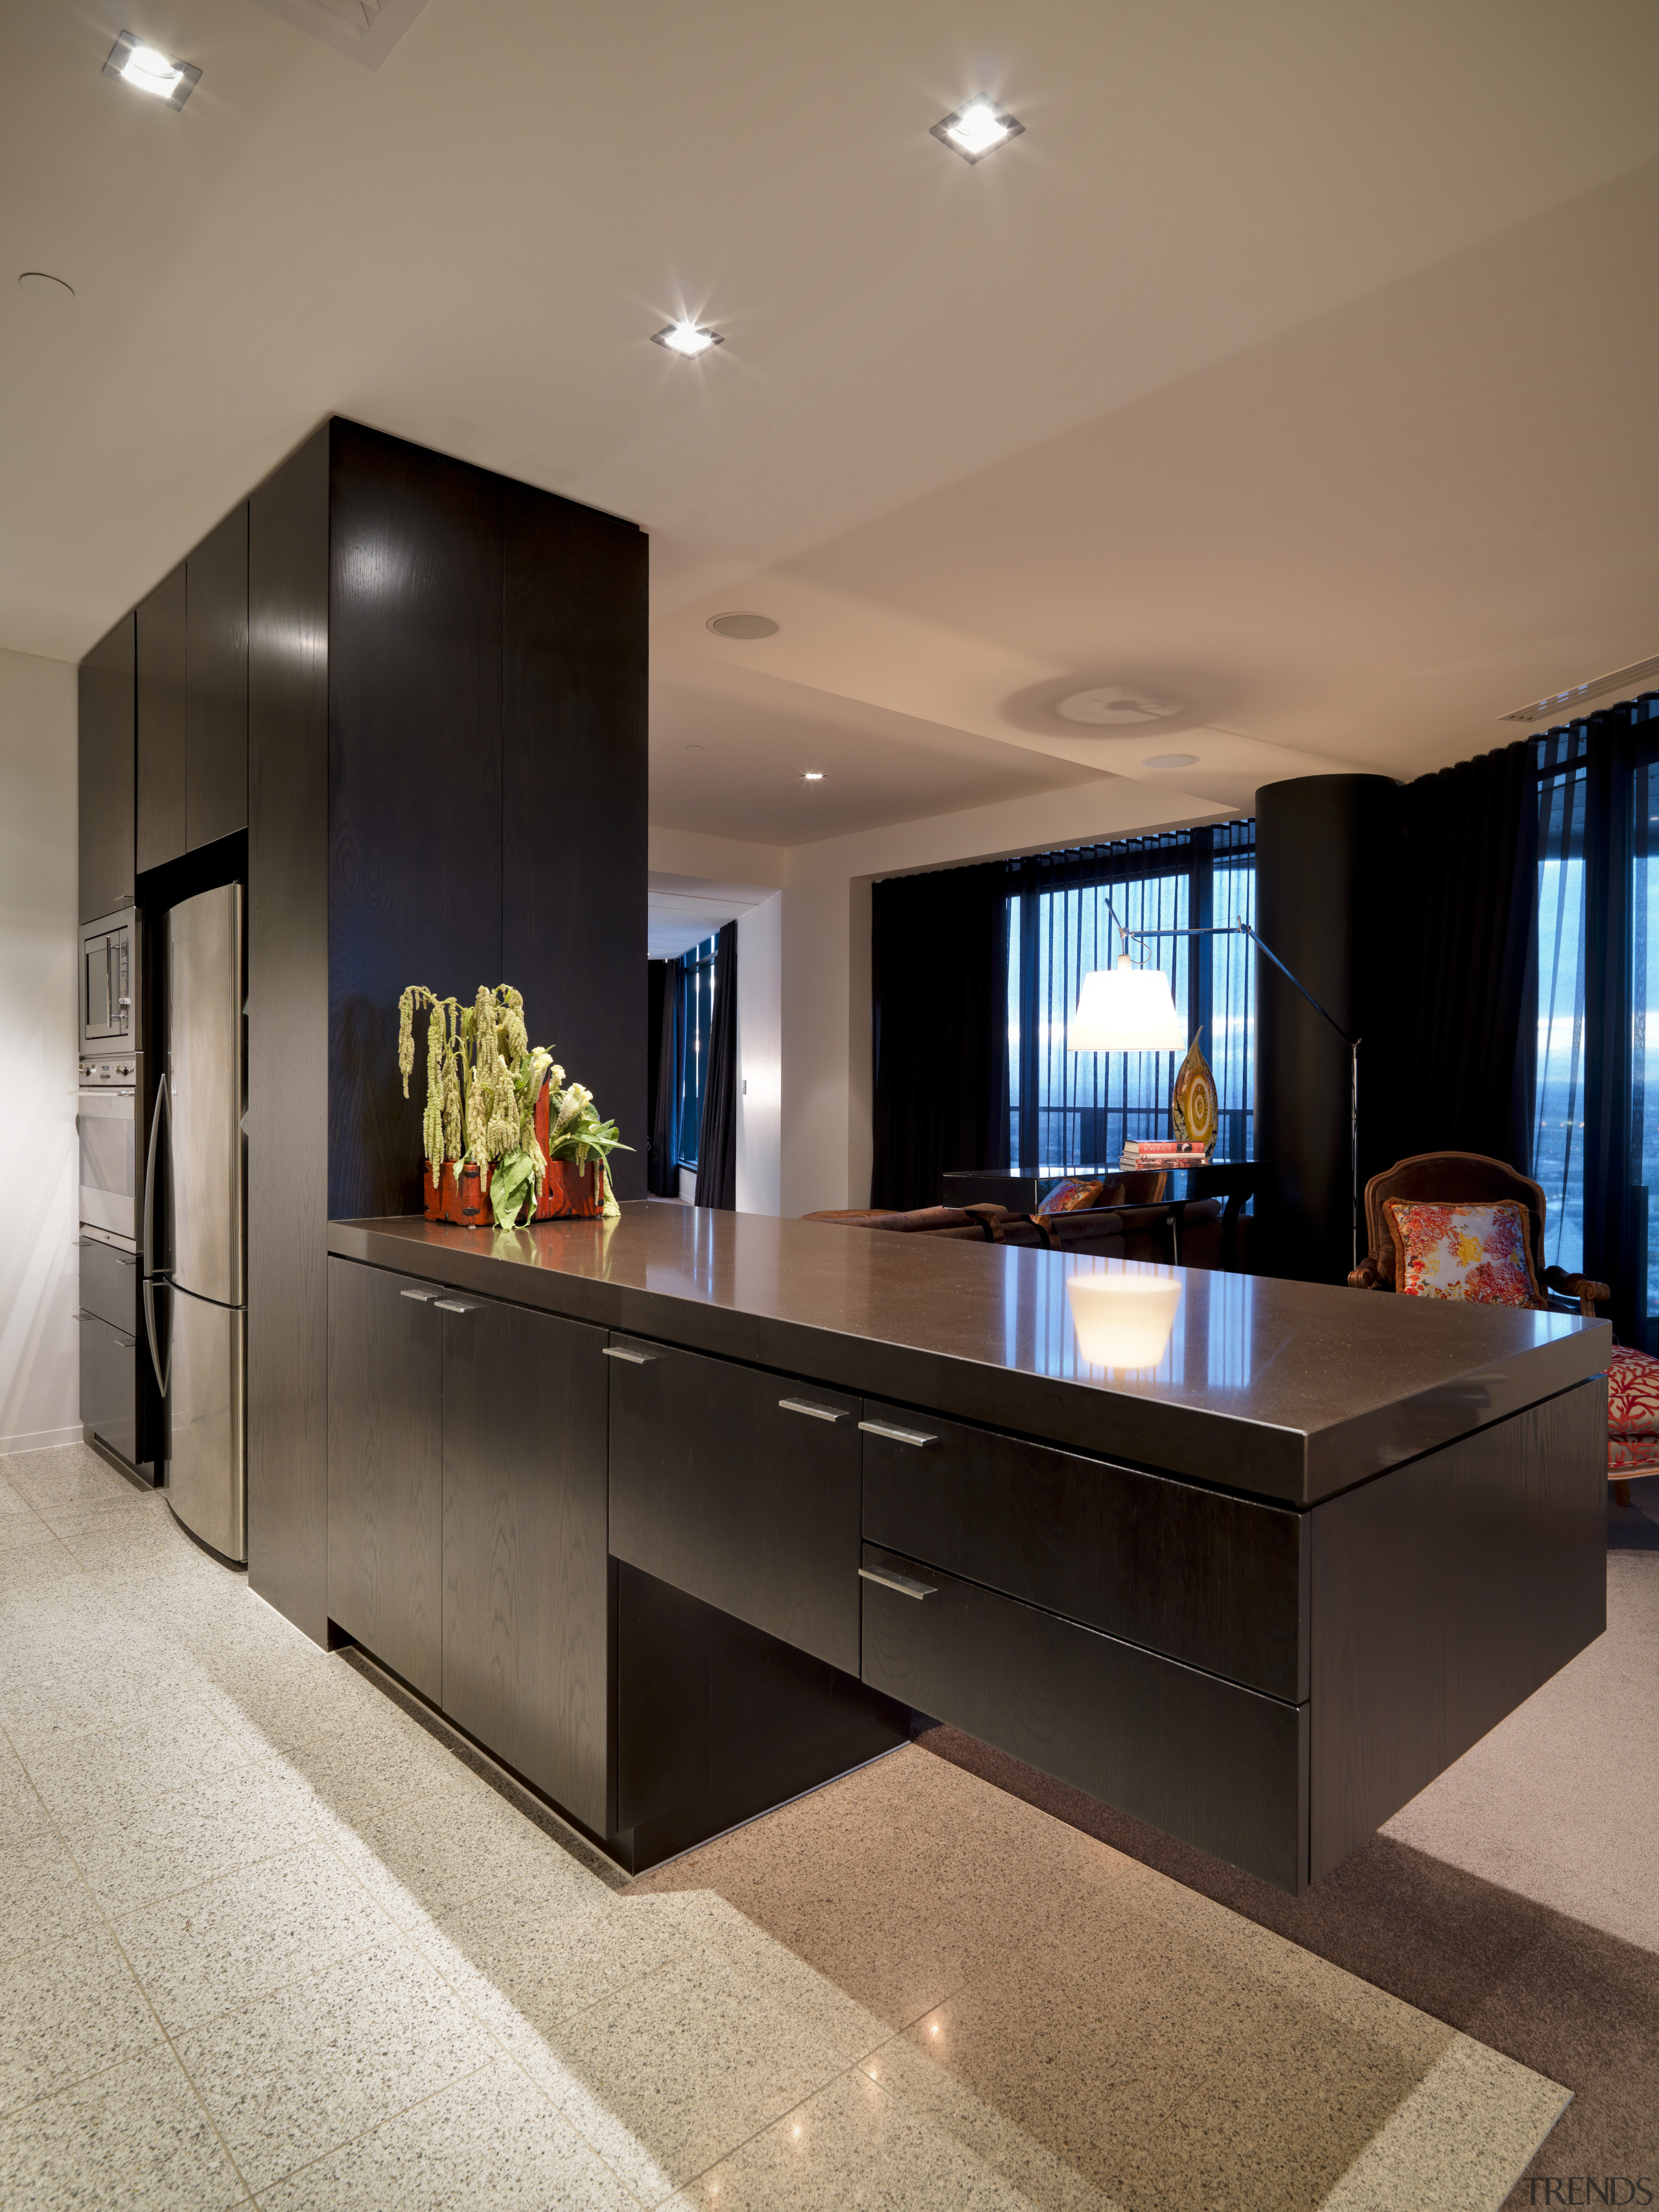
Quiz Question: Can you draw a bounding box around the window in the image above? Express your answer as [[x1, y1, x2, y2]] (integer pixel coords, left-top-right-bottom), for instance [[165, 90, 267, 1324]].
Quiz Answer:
[[1531, 695, 1659, 1346], [1005, 822, 1256, 1175], [1535, 733, 1587, 1273], [675, 936, 717, 1169]]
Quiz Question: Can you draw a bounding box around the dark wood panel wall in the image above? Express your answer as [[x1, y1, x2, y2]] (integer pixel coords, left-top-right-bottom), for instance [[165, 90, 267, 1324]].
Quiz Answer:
[[326, 423, 506, 1222], [185, 502, 249, 852], [79, 614, 135, 923], [248, 425, 332, 1644], [503, 481, 649, 1202], [243, 416, 647, 1642], [135, 564, 188, 874]]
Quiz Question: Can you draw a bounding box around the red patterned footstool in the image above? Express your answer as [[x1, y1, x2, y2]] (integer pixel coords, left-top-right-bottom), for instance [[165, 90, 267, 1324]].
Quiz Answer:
[[1607, 1345, 1659, 1505]]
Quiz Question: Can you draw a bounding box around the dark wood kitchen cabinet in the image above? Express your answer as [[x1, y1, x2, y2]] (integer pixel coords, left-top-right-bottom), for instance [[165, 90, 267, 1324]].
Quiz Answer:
[[186, 502, 249, 849], [135, 562, 188, 873], [607, 1337, 863, 1675], [78, 615, 136, 923], [326, 1259, 443, 1703], [441, 1293, 611, 1834]]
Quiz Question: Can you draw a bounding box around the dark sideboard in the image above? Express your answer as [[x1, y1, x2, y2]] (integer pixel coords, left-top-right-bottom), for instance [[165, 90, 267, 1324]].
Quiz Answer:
[[325, 1207, 1609, 1891]]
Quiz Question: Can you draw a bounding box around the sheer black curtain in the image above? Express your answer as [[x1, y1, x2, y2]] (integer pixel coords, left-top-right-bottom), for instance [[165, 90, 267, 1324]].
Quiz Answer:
[[1393, 739, 1538, 1170], [870, 863, 1009, 1211], [693, 922, 737, 1210], [646, 960, 679, 1197]]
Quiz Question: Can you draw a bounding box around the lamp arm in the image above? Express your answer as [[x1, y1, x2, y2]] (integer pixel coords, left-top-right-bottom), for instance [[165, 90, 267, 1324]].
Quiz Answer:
[[1233, 921, 1356, 1049], [1105, 914, 1363, 1270]]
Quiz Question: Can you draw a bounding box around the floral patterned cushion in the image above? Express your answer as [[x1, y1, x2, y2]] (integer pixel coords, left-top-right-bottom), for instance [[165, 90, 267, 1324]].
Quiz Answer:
[[1382, 1199, 1541, 1307], [1608, 1433, 1659, 1473], [1607, 1344, 1659, 1436], [1038, 1178, 1109, 1216]]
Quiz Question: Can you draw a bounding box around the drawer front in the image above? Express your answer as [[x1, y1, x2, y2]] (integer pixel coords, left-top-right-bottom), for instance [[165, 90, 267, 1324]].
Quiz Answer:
[[79, 1309, 138, 1466], [80, 1238, 141, 1335], [861, 1543, 1308, 1893], [861, 1401, 1305, 1700], [608, 1336, 861, 1676]]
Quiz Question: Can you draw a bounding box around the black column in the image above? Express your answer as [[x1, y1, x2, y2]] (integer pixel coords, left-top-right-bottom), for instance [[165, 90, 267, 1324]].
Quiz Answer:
[[1255, 775, 1399, 1285]]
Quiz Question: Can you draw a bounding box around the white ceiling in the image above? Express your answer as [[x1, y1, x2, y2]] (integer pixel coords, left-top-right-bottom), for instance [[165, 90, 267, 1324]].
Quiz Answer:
[[6, 0, 1659, 840], [647, 874, 773, 961]]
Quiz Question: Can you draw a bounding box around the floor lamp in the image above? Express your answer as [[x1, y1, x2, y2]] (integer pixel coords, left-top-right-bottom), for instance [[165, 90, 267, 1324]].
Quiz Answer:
[[1068, 909, 1363, 1274]]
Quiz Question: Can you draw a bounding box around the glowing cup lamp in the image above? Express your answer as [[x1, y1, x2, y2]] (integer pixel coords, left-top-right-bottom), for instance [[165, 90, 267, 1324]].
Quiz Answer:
[[1067, 955, 1188, 1054], [1066, 1271, 1182, 1372]]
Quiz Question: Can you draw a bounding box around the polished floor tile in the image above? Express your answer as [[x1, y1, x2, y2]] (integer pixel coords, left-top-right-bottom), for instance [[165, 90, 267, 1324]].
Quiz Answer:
[[0, 1827, 104, 1964], [0, 2043, 246, 2211], [60, 1759, 323, 1916], [111, 1841, 393, 2034], [174, 1929, 498, 2193], [25, 1701, 254, 1833], [0, 1447, 1575, 2211], [257, 2056, 642, 2212], [0, 1923, 163, 2120], [672, 2063, 1045, 2212], [538, 1946, 850, 2198]]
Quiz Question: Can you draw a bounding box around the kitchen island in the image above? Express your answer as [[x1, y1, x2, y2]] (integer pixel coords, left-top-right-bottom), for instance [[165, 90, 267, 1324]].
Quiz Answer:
[[325, 1205, 1609, 1891]]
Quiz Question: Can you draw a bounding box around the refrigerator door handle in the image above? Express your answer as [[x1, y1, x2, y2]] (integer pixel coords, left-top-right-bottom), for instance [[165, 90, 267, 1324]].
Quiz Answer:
[[143, 1071, 169, 1282], [142, 1274, 170, 1398]]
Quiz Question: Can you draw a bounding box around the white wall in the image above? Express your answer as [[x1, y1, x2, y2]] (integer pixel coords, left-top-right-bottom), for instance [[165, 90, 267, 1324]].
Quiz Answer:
[[0, 646, 79, 1454], [653, 778, 1227, 1222], [735, 893, 782, 1215]]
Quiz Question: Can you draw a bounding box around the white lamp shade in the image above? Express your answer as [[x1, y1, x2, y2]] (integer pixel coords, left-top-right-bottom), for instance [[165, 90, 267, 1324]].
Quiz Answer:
[[1068, 956, 1187, 1053], [1066, 1270, 1182, 1371]]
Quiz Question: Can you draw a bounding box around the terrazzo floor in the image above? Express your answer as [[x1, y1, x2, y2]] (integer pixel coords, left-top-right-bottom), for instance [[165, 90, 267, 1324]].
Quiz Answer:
[[0, 1441, 1570, 2209]]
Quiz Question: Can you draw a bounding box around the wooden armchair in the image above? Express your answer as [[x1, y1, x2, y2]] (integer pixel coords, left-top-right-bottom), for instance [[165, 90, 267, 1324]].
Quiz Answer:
[[1345, 1150, 1659, 1508], [1346, 1150, 1608, 1318]]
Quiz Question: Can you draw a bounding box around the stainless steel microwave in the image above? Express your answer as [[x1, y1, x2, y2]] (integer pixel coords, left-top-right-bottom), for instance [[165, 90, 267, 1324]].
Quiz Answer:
[[80, 909, 138, 1055]]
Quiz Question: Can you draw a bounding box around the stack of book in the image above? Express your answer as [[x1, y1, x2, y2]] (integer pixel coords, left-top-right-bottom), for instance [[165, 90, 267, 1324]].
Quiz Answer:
[[1119, 1139, 1211, 1170]]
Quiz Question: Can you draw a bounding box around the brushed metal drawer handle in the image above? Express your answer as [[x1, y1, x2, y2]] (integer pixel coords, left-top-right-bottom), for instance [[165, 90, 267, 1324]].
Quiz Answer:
[[604, 1345, 656, 1364], [857, 1420, 938, 1448], [778, 1397, 845, 1423], [859, 1566, 938, 1601], [116, 1334, 137, 1350], [399, 1286, 441, 1302], [433, 1299, 476, 1314]]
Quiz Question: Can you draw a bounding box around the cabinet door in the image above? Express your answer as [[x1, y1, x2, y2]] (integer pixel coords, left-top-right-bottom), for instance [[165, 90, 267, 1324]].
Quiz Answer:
[[327, 1259, 443, 1701], [78, 615, 135, 923], [441, 1296, 610, 1834], [186, 504, 248, 849], [607, 1338, 862, 1677], [136, 563, 187, 873], [79, 1309, 138, 1469]]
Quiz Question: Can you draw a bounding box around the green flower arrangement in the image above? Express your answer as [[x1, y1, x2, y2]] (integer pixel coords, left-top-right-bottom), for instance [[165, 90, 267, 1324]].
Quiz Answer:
[[396, 983, 629, 1228]]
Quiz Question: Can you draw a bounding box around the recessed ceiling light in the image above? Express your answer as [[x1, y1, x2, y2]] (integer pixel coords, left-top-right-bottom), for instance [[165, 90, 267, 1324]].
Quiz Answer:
[[103, 31, 200, 108], [801, 771, 824, 782], [1057, 686, 1181, 726], [1143, 753, 1200, 769], [706, 612, 779, 640], [931, 97, 1023, 163], [17, 272, 75, 304], [653, 320, 723, 358]]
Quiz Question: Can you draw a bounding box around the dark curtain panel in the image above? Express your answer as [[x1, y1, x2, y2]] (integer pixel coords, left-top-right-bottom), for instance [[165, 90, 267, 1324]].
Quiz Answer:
[[1395, 740, 1538, 1172], [693, 922, 737, 1209], [647, 959, 679, 1197], [870, 863, 1010, 1211]]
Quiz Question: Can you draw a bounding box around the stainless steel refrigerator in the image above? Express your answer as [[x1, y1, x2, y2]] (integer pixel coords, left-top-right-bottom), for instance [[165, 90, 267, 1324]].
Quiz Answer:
[[142, 884, 247, 1564]]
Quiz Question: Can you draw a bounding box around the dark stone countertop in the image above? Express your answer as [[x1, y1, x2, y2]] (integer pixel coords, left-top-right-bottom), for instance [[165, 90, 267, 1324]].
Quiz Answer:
[[327, 1205, 1610, 1508]]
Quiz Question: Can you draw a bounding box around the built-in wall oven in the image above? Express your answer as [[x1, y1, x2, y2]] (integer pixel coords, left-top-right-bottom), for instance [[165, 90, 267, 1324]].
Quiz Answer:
[[78, 1063, 138, 1242]]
